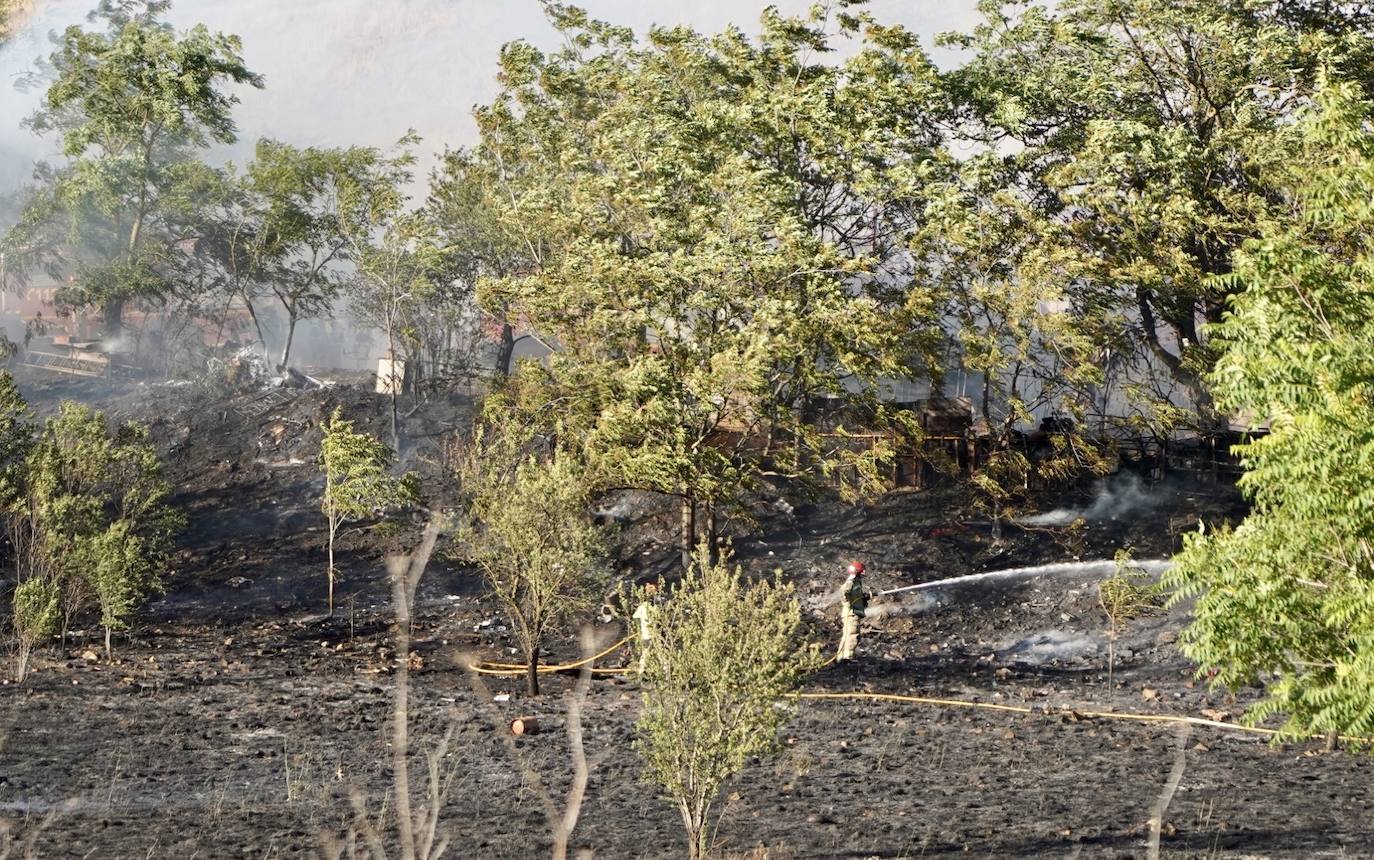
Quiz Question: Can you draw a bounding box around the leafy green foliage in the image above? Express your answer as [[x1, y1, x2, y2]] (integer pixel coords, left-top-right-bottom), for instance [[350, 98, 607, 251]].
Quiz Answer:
[[0, 390, 181, 662], [0, 4, 261, 335], [319, 408, 415, 615], [12, 578, 59, 642], [425, 149, 531, 379], [24, 403, 182, 656], [1100, 548, 1162, 692], [337, 136, 463, 438], [939, 0, 1374, 429], [636, 546, 821, 860], [454, 403, 605, 695], [11, 576, 59, 681], [1165, 76, 1374, 742], [0, 371, 32, 510], [444, 4, 945, 561], [1101, 550, 1162, 628], [191, 141, 387, 368], [0, 0, 24, 43]]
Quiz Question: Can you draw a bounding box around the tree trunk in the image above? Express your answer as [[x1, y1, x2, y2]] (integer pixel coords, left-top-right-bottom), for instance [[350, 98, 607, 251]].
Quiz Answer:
[[103, 296, 125, 340], [406, 354, 422, 401], [15, 642, 29, 683], [328, 519, 337, 617], [279, 312, 298, 370], [681, 803, 706, 860], [242, 293, 267, 351], [495, 322, 515, 378], [526, 644, 540, 697], [387, 319, 401, 454], [104, 625, 112, 661], [704, 500, 718, 564], [391, 560, 416, 860], [1135, 287, 1220, 429], [680, 494, 696, 571]]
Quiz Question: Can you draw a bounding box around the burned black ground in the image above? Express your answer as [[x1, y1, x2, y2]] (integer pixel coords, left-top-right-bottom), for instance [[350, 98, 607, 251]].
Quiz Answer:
[[0, 372, 1368, 859]]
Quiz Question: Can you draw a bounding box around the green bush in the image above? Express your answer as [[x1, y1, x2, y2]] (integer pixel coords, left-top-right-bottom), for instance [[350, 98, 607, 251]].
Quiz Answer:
[[319, 408, 415, 615], [636, 547, 822, 860], [12, 577, 59, 681]]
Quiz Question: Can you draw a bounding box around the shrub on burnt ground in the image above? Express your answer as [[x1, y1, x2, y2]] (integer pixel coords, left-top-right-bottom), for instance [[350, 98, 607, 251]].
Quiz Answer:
[[0, 374, 182, 669], [636, 545, 822, 860], [320, 407, 417, 616], [1167, 82, 1374, 744], [11, 577, 59, 681], [1099, 548, 1163, 694], [453, 403, 606, 697]]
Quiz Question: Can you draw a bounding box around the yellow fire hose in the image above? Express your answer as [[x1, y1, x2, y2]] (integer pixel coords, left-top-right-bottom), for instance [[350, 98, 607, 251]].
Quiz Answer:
[[466, 635, 634, 676], [790, 691, 1373, 745], [466, 635, 1371, 745]]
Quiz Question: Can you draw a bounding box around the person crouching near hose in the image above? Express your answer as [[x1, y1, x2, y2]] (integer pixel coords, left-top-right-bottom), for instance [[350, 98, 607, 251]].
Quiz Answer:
[[837, 561, 870, 662]]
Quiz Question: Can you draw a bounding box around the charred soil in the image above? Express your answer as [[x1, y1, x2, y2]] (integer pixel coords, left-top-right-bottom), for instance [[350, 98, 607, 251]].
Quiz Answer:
[[0, 373, 1368, 859]]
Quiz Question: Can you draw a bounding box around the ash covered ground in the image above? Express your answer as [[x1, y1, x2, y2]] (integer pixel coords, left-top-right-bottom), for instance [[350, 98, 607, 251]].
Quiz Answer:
[[1, 370, 1370, 859]]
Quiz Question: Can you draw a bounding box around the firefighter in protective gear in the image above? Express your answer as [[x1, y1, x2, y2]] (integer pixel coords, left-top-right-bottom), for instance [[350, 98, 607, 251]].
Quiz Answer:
[[837, 561, 869, 662]]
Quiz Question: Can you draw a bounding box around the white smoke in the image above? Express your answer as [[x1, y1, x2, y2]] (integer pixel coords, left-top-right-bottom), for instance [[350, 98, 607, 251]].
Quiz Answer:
[[993, 630, 1099, 666], [1018, 474, 1161, 528], [1, 0, 983, 368]]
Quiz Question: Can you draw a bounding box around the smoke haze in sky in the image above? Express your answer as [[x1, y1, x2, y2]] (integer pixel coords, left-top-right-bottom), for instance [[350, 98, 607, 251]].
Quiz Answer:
[[0, 0, 982, 190], [0, 0, 983, 369]]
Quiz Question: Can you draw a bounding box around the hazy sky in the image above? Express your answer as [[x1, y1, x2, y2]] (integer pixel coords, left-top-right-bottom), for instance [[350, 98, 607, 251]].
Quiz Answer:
[[0, 0, 984, 189]]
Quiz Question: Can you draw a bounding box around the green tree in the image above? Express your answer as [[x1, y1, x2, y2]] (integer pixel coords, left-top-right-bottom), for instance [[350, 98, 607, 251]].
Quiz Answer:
[[337, 136, 454, 447], [636, 546, 821, 860], [461, 5, 944, 566], [455, 402, 605, 696], [0, 0, 28, 42], [0, 3, 261, 337], [940, 0, 1374, 429], [238, 141, 386, 369], [1165, 77, 1374, 741], [23, 402, 181, 657], [427, 149, 531, 379], [0, 371, 32, 510], [319, 408, 414, 615], [922, 154, 1121, 525]]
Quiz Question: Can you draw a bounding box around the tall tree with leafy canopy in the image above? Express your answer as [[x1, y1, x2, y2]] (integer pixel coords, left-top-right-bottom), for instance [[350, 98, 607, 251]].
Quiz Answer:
[[1165, 77, 1374, 742], [426, 149, 529, 379], [0, 1, 262, 338], [241, 140, 387, 369], [939, 0, 1374, 430], [461, 4, 947, 566], [337, 135, 457, 448]]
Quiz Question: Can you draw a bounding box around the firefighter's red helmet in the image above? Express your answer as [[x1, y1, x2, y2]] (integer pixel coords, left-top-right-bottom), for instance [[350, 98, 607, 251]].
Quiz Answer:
[[847, 561, 865, 576]]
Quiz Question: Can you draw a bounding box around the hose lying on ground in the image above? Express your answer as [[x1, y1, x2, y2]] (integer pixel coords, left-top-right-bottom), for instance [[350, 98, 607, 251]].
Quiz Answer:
[[466, 638, 1370, 745], [790, 690, 1373, 745], [466, 635, 634, 676]]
